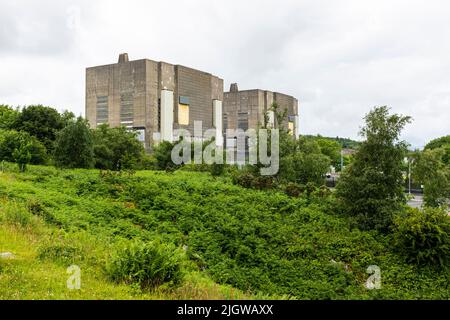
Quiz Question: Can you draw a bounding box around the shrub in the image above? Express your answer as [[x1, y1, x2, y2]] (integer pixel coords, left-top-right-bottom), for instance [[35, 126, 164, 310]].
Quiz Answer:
[[0, 201, 34, 227], [106, 241, 186, 288], [54, 117, 94, 169], [283, 182, 305, 197], [38, 243, 85, 265], [0, 129, 47, 165], [210, 163, 225, 177], [232, 172, 255, 189], [393, 207, 450, 268]]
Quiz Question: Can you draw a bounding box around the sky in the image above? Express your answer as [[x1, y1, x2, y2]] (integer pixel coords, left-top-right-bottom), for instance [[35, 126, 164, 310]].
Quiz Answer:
[[1, 0, 449, 148]]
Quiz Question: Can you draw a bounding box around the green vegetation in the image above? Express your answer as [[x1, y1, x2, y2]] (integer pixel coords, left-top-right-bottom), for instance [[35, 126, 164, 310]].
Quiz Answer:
[[0, 103, 448, 300], [425, 135, 450, 166], [0, 164, 449, 300], [393, 207, 450, 268], [106, 241, 186, 288], [54, 117, 94, 169], [413, 148, 450, 208], [336, 106, 412, 232]]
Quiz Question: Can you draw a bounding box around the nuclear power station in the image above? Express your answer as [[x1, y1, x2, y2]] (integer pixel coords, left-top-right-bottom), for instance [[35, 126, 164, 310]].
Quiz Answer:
[[85, 53, 299, 150]]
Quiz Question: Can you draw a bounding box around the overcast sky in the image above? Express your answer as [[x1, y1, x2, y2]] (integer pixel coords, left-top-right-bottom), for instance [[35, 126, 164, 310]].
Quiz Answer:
[[1, 0, 449, 148]]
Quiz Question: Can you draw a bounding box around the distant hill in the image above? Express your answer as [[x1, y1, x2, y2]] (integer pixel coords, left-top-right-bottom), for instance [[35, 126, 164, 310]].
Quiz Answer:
[[303, 134, 361, 149]]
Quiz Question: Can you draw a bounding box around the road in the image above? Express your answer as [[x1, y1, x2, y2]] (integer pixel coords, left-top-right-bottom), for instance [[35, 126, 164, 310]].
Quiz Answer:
[[407, 194, 450, 216]]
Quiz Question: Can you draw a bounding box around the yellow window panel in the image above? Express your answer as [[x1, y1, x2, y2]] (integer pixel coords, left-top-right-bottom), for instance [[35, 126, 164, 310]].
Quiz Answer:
[[178, 104, 189, 125], [288, 121, 294, 135]]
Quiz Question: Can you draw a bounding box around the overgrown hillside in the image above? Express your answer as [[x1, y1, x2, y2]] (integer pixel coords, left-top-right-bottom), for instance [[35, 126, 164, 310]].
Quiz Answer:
[[0, 164, 448, 299]]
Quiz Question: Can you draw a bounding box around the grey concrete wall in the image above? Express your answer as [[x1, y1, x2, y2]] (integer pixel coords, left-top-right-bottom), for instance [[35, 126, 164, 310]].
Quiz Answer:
[[86, 55, 223, 150], [223, 86, 299, 134]]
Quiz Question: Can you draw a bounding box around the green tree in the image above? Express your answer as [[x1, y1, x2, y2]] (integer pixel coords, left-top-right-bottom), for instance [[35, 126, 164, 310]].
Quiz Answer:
[[0, 105, 19, 130], [0, 129, 47, 165], [92, 125, 144, 170], [336, 106, 412, 232], [425, 135, 450, 166], [54, 117, 94, 169], [14, 105, 64, 151], [279, 137, 331, 185], [413, 148, 450, 208], [61, 110, 76, 127], [12, 142, 32, 172], [393, 206, 450, 267]]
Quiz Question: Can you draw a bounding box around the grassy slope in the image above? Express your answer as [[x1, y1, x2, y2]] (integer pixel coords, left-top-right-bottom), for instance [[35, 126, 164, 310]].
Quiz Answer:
[[0, 166, 278, 300], [0, 163, 449, 300]]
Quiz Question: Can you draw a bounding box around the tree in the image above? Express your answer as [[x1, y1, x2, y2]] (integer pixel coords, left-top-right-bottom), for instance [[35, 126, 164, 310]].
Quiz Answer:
[[92, 125, 144, 170], [306, 135, 341, 170], [14, 105, 64, 151], [54, 117, 94, 169], [413, 148, 450, 208], [12, 142, 32, 172], [393, 206, 450, 267], [336, 106, 412, 232], [0, 105, 19, 130], [0, 129, 47, 165], [279, 137, 331, 185], [425, 135, 450, 166]]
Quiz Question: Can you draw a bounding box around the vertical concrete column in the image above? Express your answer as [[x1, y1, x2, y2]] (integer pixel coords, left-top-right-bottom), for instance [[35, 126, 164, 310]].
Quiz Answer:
[[161, 89, 174, 142], [295, 115, 300, 137], [213, 100, 223, 146], [268, 111, 275, 128]]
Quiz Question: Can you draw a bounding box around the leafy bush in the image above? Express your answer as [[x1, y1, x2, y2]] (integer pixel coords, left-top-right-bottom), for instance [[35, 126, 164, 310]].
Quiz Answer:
[[92, 124, 144, 171], [38, 242, 85, 265], [0, 129, 47, 165], [106, 241, 186, 288], [393, 207, 450, 268], [54, 117, 94, 169], [283, 182, 305, 197], [0, 201, 34, 227]]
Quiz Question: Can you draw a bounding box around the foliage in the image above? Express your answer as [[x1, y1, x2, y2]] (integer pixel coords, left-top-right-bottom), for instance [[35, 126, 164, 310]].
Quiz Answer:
[[106, 241, 186, 288], [152, 140, 181, 171], [413, 148, 450, 208], [54, 117, 94, 169], [92, 124, 144, 171], [0, 130, 47, 165], [393, 207, 450, 268], [0, 105, 19, 130], [336, 106, 412, 232], [14, 105, 64, 151], [12, 142, 32, 172], [0, 166, 449, 299], [425, 135, 450, 166], [305, 135, 342, 169]]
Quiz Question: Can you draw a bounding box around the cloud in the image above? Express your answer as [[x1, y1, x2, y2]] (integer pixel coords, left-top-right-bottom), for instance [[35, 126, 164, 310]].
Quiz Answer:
[[0, 0, 449, 148]]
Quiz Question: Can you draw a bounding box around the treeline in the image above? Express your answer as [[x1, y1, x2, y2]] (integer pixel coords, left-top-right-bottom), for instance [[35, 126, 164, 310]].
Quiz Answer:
[[0, 105, 146, 171]]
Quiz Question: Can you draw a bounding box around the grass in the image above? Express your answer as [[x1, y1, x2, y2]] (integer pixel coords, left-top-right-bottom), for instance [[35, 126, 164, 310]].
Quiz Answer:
[[0, 170, 282, 300], [0, 163, 448, 300]]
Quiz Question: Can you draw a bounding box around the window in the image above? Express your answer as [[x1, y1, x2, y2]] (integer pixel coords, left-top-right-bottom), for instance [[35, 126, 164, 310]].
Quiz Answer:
[[223, 116, 228, 130], [120, 93, 134, 126], [157, 98, 161, 131], [238, 112, 249, 131], [288, 121, 294, 135], [178, 104, 189, 125], [96, 96, 108, 125]]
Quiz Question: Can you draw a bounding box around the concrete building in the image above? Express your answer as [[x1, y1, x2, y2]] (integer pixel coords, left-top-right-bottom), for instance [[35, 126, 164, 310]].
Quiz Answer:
[[223, 83, 299, 137], [86, 53, 224, 150]]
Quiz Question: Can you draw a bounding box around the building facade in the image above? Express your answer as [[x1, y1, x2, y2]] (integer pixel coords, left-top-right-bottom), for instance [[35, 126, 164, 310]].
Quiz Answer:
[[223, 83, 299, 137], [86, 53, 224, 150]]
